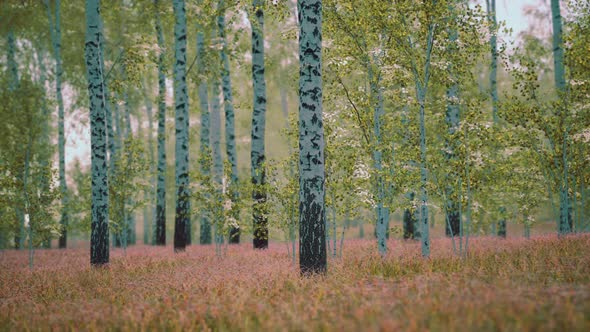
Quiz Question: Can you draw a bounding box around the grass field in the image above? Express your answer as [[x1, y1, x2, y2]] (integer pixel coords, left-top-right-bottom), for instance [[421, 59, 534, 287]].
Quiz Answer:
[[1, 234, 589, 331]]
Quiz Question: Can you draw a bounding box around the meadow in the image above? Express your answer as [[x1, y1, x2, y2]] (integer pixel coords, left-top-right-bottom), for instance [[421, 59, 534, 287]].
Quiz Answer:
[[1, 234, 589, 331]]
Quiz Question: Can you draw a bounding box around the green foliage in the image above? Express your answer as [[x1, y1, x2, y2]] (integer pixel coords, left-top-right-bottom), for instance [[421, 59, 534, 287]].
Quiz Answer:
[[2, 0, 588, 257], [109, 137, 151, 244], [0, 73, 61, 248], [191, 149, 248, 248], [497, 2, 590, 231]]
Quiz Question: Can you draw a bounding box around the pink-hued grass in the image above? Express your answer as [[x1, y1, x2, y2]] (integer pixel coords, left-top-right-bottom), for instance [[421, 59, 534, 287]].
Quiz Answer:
[[1, 235, 589, 331]]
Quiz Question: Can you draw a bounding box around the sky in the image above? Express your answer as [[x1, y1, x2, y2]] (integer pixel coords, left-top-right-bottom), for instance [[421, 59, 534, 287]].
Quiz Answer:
[[495, 0, 542, 38], [64, 0, 543, 171]]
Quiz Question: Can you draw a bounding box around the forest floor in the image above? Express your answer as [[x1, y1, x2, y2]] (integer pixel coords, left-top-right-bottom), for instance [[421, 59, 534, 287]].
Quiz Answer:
[[1, 234, 589, 331]]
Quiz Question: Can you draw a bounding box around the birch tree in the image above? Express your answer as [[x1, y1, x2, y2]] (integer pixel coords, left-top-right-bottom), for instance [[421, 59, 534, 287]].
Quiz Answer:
[[218, 0, 240, 244], [298, 0, 326, 274], [251, 0, 268, 249], [85, 0, 109, 265], [173, 0, 190, 252], [210, 81, 224, 248], [143, 85, 155, 244], [485, 0, 507, 238], [196, 25, 212, 245], [154, 0, 167, 246], [550, 0, 572, 235], [5, 29, 25, 249], [444, 5, 461, 239], [45, 0, 69, 249]]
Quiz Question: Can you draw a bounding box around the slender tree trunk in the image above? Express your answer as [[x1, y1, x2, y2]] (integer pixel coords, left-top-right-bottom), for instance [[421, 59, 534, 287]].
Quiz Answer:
[[464, 125, 473, 253], [99, 25, 117, 247], [445, 203, 460, 237], [36, 47, 52, 249], [218, 0, 240, 244], [154, 0, 167, 246], [403, 192, 420, 240], [550, 0, 567, 95], [123, 84, 136, 246], [45, 0, 69, 249], [332, 207, 337, 258], [280, 84, 297, 261], [486, 0, 499, 124], [386, 134, 395, 240], [445, 111, 461, 237], [7, 30, 25, 250], [144, 86, 156, 244], [86, 0, 109, 266], [298, 0, 326, 275], [400, 101, 419, 240], [581, 177, 586, 232], [445, 25, 462, 239], [113, 96, 124, 248], [403, 206, 417, 239], [412, 23, 435, 258], [497, 209, 507, 237], [196, 28, 211, 245], [572, 176, 578, 232], [210, 82, 223, 247], [421, 31, 434, 257], [7, 30, 18, 88], [210, 20, 224, 254], [486, 0, 506, 238], [135, 104, 145, 244], [369, 61, 387, 255], [24, 136, 33, 267], [173, 0, 190, 252], [550, 0, 571, 235], [251, 0, 269, 249]]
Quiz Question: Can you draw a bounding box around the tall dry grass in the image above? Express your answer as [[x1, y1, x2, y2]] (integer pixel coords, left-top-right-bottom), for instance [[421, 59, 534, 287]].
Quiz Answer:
[[1, 234, 589, 331]]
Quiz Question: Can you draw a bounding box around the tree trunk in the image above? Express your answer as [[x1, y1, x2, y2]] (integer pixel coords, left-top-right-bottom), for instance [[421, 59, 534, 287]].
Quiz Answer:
[[154, 0, 167, 246], [550, 0, 571, 236], [497, 211, 507, 238], [47, 0, 69, 249], [86, 0, 109, 266], [486, 0, 499, 123], [298, 0, 326, 275], [403, 207, 417, 239], [210, 80, 224, 248], [486, 0, 506, 238], [136, 114, 145, 246], [7, 30, 25, 250], [251, 0, 268, 249], [218, 0, 240, 244], [113, 96, 124, 248], [123, 85, 136, 246], [143, 87, 155, 245], [369, 61, 387, 255], [414, 23, 435, 258], [24, 136, 33, 267], [36, 47, 52, 249], [445, 202, 460, 237], [280, 84, 296, 259], [172, 0, 190, 252], [418, 93, 429, 257], [196, 29, 211, 245], [98, 22, 117, 248], [444, 21, 462, 239], [7, 30, 18, 88], [401, 101, 419, 241]]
